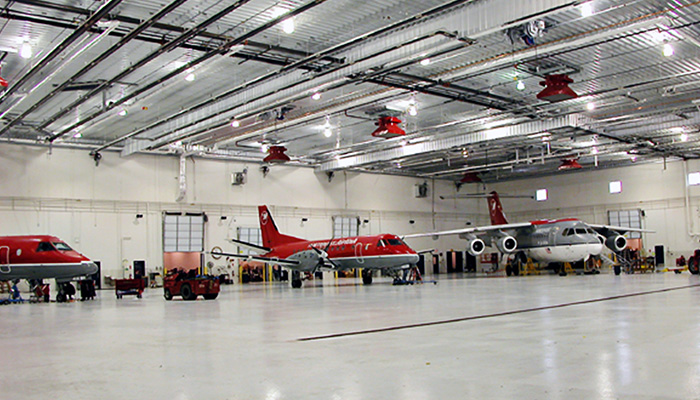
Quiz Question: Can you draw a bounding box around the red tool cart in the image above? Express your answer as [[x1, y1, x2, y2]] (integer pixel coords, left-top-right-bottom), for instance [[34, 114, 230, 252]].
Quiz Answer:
[[163, 270, 219, 301], [114, 278, 144, 299]]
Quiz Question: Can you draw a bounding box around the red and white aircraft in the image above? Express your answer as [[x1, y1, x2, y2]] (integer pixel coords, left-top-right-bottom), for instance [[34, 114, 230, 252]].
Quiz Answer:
[[404, 191, 651, 275], [213, 206, 420, 288], [0, 235, 98, 299]]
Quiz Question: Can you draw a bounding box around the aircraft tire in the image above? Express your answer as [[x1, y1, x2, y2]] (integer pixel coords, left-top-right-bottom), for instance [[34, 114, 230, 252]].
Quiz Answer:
[[203, 293, 218, 300], [181, 283, 195, 300], [505, 264, 512, 276], [512, 261, 520, 276], [164, 289, 173, 301], [614, 264, 621, 275], [362, 270, 373, 285], [56, 292, 66, 302], [291, 279, 302, 289]]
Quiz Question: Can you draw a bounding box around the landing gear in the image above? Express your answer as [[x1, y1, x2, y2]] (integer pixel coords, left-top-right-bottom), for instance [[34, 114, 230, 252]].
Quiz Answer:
[[361, 269, 373, 285], [614, 264, 622, 275], [291, 270, 303, 289], [56, 282, 75, 302]]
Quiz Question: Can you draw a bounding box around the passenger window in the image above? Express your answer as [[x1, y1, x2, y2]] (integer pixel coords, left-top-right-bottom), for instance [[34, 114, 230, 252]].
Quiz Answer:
[[36, 242, 54, 252]]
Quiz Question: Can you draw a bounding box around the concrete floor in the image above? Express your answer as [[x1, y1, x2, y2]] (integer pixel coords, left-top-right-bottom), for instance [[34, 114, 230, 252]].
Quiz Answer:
[[1, 273, 700, 399]]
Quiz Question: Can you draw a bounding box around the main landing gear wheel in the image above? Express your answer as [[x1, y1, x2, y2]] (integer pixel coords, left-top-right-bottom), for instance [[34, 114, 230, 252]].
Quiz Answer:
[[164, 289, 173, 301], [688, 257, 700, 275], [505, 264, 512, 276], [291, 271, 302, 289], [361, 270, 373, 285], [56, 292, 66, 302], [614, 264, 622, 276], [180, 283, 195, 300]]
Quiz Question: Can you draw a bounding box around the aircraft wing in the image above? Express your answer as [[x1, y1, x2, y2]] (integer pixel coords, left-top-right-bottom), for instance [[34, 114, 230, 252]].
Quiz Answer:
[[207, 250, 300, 267], [403, 222, 533, 239], [587, 224, 655, 234], [226, 238, 271, 253]]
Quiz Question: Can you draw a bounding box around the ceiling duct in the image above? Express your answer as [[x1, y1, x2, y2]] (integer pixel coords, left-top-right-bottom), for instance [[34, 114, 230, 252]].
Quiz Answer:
[[263, 146, 291, 164], [537, 74, 578, 103], [371, 116, 405, 139], [558, 158, 582, 170]]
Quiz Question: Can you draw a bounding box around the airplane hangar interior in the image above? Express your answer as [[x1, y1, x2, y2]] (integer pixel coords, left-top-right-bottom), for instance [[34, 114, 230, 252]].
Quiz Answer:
[[3, 0, 700, 398]]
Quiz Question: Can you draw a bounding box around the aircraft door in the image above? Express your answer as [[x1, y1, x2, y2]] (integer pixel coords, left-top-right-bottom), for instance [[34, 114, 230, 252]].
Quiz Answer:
[[0, 246, 10, 274], [549, 227, 559, 246], [354, 243, 365, 264]]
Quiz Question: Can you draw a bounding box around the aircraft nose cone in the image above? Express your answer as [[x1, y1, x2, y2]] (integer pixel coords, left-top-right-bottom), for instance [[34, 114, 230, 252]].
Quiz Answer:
[[83, 261, 98, 275]]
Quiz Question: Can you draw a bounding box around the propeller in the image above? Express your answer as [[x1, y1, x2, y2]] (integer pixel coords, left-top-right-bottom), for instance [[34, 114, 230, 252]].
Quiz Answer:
[[311, 236, 341, 270]]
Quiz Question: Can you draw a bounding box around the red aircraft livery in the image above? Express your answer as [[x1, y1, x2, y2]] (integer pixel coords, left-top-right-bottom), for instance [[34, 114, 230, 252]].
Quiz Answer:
[[0, 235, 97, 282], [214, 206, 420, 288]]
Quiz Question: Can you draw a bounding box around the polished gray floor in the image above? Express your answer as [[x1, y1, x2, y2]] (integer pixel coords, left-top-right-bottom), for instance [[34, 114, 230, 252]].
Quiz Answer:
[[1, 273, 700, 399]]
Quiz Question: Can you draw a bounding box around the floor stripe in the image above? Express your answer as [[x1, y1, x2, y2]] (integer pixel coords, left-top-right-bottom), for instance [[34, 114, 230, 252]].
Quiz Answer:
[[297, 283, 700, 342]]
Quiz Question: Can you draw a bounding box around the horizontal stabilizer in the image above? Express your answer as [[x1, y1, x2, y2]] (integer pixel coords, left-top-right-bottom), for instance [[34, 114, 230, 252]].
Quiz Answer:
[[588, 224, 655, 234], [227, 238, 271, 253]]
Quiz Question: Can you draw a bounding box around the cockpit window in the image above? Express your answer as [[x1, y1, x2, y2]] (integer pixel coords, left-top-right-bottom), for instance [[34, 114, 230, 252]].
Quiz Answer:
[[377, 240, 386, 247], [387, 239, 403, 246], [53, 242, 72, 251], [36, 242, 55, 252], [562, 229, 572, 236], [575, 228, 587, 235]]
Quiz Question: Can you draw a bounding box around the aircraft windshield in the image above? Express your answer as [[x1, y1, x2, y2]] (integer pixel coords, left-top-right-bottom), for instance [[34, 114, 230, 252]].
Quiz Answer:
[[53, 242, 73, 251], [386, 239, 404, 246], [36, 242, 55, 252]]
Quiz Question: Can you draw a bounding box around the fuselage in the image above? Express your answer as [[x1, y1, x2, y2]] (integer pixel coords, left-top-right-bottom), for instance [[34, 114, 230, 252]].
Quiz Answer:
[[514, 219, 604, 263], [0, 235, 97, 281], [264, 234, 419, 272]]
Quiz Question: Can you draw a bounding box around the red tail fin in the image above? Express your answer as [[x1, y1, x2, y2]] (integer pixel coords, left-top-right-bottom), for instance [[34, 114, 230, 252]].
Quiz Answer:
[[487, 191, 509, 225], [258, 206, 304, 248]]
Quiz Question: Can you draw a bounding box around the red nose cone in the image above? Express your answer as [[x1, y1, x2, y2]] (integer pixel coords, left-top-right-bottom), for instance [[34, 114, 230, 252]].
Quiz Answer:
[[263, 146, 291, 164], [558, 158, 582, 170], [371, 116, 405, 139], [537, 74, 578, 103]]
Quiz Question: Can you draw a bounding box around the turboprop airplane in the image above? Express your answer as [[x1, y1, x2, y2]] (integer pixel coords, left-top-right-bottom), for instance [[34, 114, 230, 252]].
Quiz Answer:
[[212, 206, 420, 288], [0, 235, 98, 300], [404, 191, 652, 276]]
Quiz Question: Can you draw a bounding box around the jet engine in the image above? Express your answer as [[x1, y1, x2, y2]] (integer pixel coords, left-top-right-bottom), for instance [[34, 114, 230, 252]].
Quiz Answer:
[[494, 235, 518, 253], [459, 233, 486, 256], [605, 234, 627, 252]]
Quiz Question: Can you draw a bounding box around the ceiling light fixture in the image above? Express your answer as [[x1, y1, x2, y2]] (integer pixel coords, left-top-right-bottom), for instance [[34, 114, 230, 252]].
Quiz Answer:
[[586, 102, 596, 111], [19, 41, 32, 59], [261, 143, 269, 154], [591, 146, 598, 154], [185, 73, 195, 82], [681, 133, 689, 142], [323, 116, 332, 138], [281, 18, 295, 34], [407, 104, 417, 116], [516, 79, 526, 91], [73, 132, 82, 138], [420, 58, 430, 66], [311, 92, 321, 101], [581, 3, 593, 17], [663, 43, 674, 57], [231, 119, 240, 128]]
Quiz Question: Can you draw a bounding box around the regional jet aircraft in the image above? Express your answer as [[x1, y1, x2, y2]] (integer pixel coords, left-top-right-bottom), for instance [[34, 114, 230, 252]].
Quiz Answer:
[[0, 235, 98, 300], [211, 206, 420, 288], [404, 191, 651, 275]]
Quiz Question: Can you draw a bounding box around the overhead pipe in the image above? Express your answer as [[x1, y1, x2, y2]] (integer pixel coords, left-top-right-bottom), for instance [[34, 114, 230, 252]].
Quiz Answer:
[[157, 2, 675, 155], [95, 0, 484, 153], [112, 31, 470, 153], [9, 0, 344, 65], [48, 0, 330, 146], [0, 0, 190, 137], [43, 0, 259, 141], [0, 0, 124, 105]]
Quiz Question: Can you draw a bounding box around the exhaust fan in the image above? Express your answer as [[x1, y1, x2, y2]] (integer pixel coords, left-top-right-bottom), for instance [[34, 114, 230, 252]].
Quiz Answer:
[[263, 146, 291, 164], [371, 116, 405, 139], [537, 74, 578, 102]]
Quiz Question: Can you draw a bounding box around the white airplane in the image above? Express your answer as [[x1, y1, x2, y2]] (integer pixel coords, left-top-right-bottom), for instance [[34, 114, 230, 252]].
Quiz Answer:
[[404, 191, 652, 275]]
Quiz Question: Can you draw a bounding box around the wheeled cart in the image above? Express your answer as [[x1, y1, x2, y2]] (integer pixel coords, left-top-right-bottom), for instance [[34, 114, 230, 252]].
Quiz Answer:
[[163, 274, 219, 301], [115, 278, 144, 299]]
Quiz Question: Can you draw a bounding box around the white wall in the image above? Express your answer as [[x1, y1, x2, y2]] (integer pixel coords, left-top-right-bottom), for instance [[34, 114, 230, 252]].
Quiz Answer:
[[0, 144, 477, 278]]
